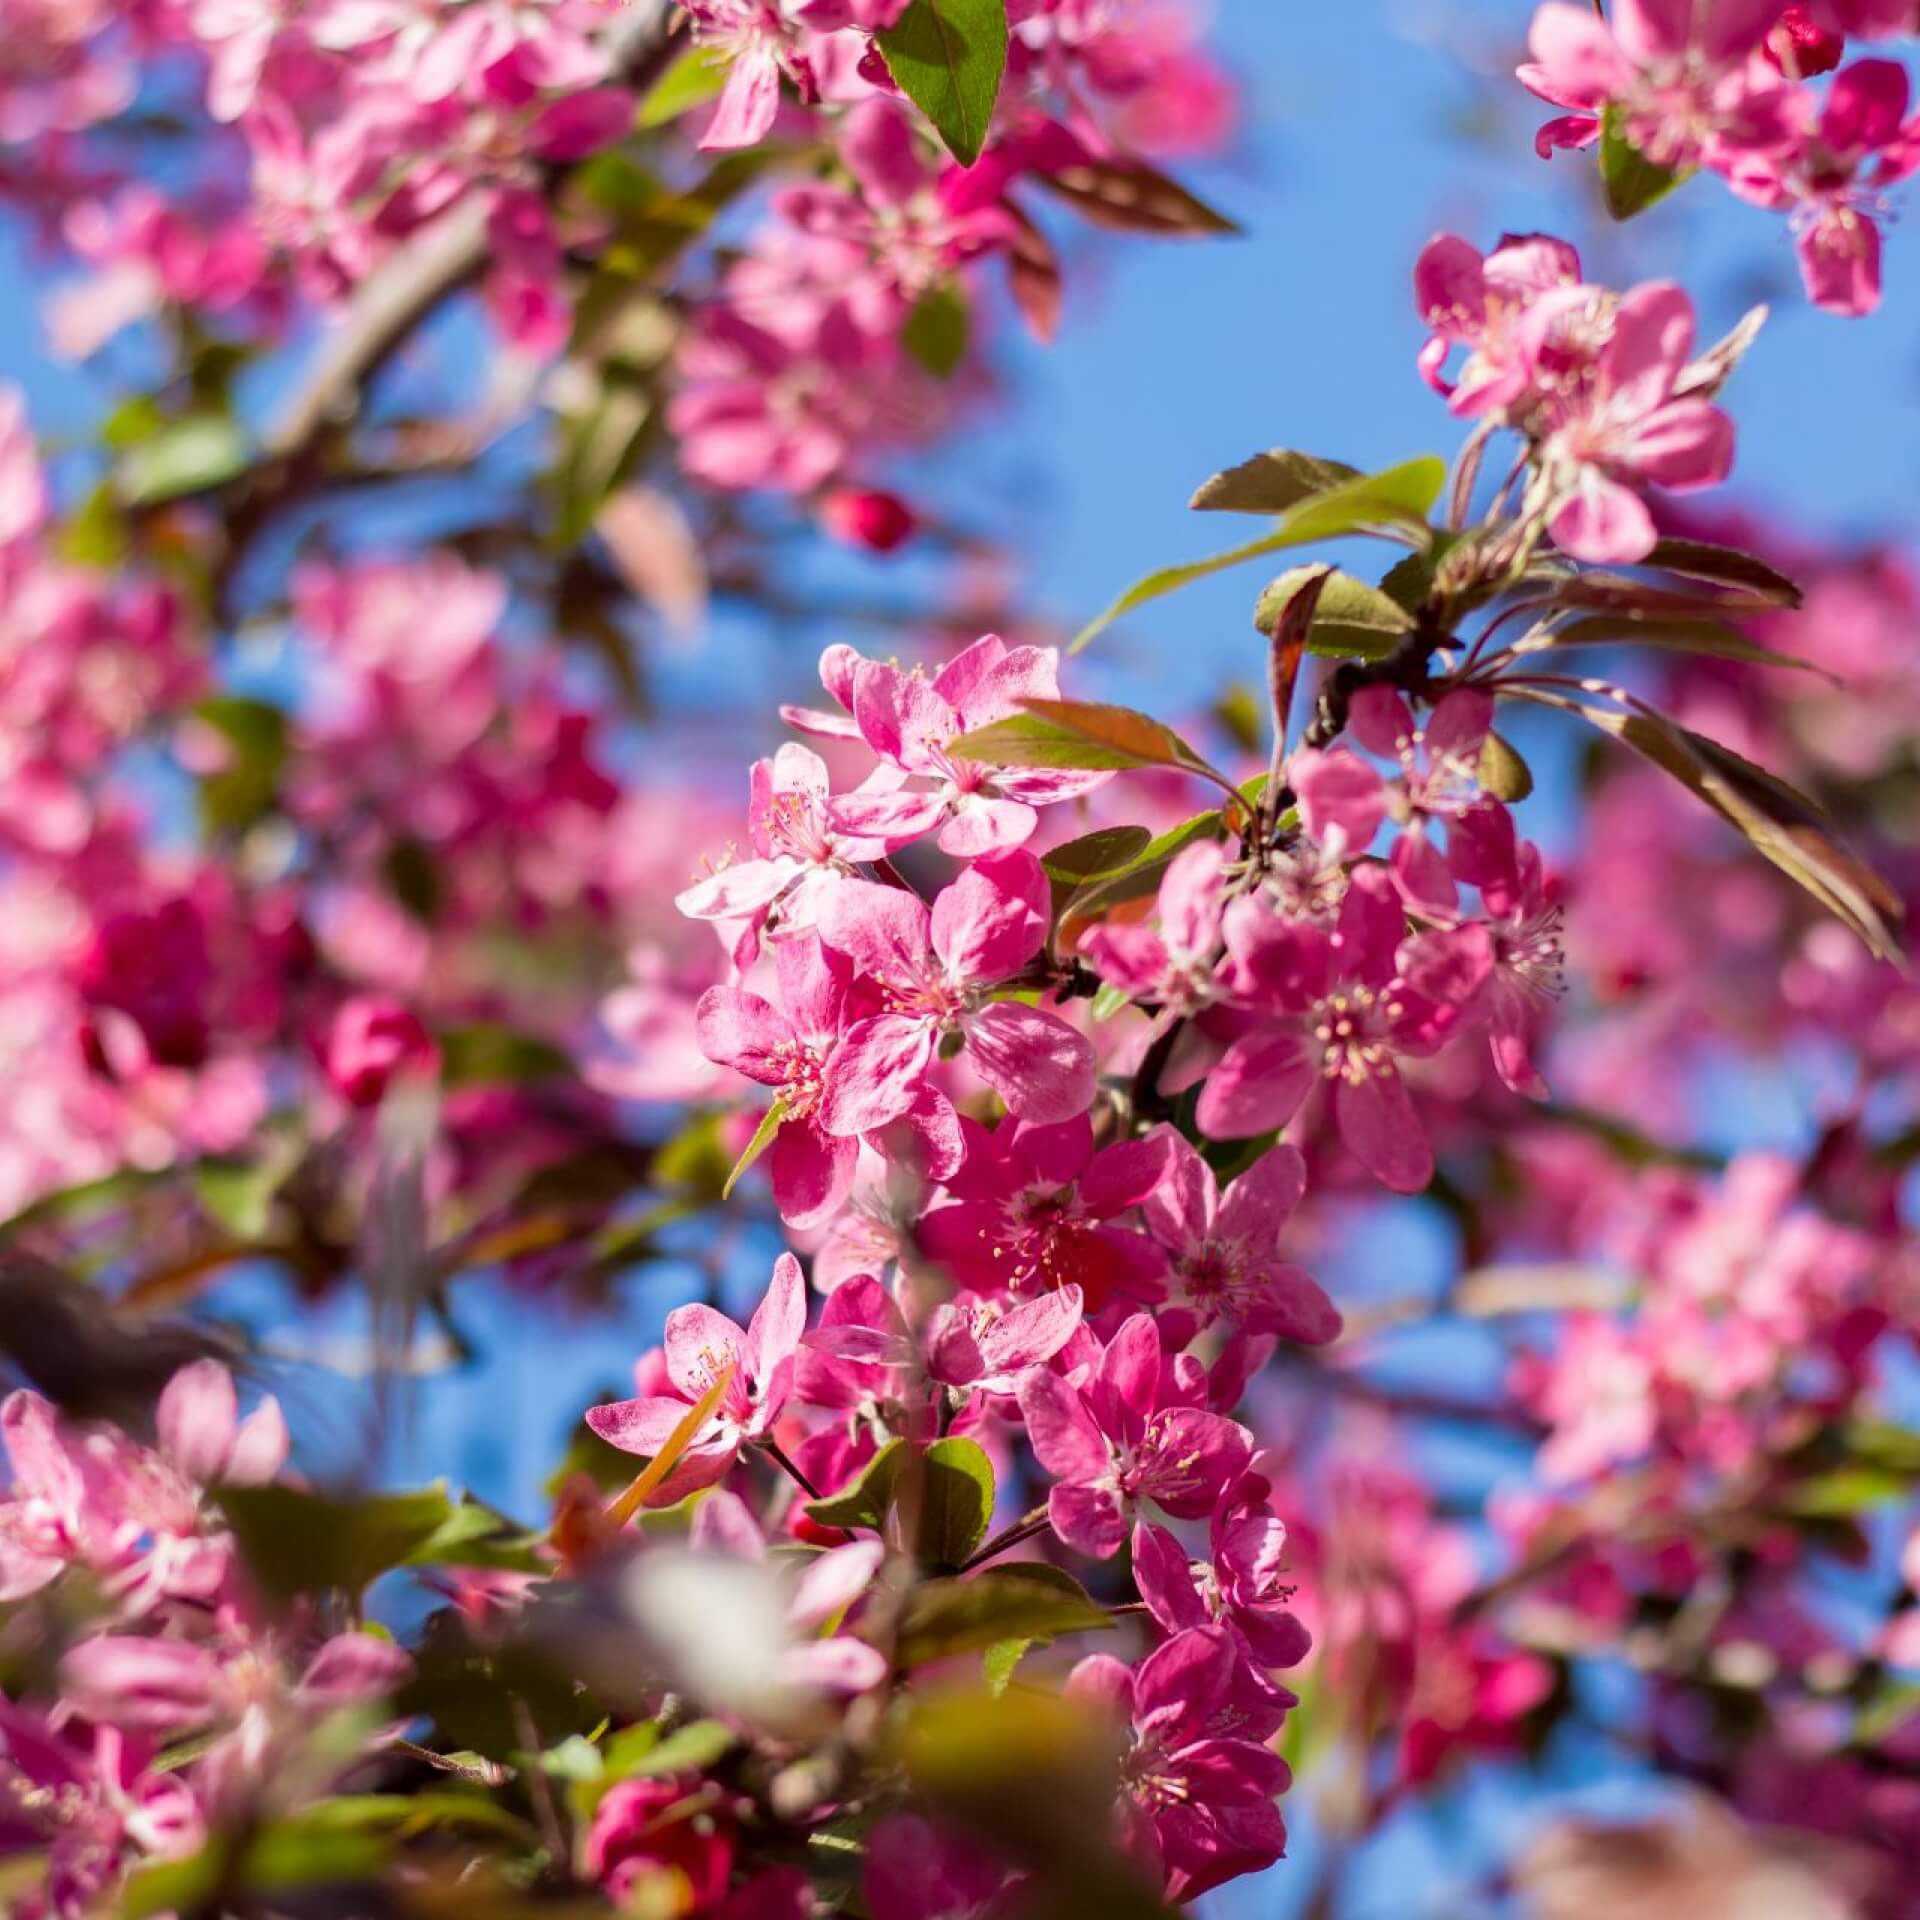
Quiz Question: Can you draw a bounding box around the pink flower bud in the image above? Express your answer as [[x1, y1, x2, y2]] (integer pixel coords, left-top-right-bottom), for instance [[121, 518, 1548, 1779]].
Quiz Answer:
[[819, 486, 917, 554], [323, 997, 439, 1109], [1762, 5, 1845, 73]]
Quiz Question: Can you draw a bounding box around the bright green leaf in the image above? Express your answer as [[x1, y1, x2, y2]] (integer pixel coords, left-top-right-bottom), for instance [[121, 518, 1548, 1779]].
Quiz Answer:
[[1253, 564, 1414, 659], [117, 414, 249, 506], [876, 0, 1009, 167], [1599, 102, 1690, 220], [1189, 449, 1360, 514], [804, 1438, 907, 1533], [635, 45, 730, 128], [903, 283, 971, 379], [724, 1096, 789, 1202], [1073, 455, 1447, 652], [914, 1437, 996, 1569], [950, 697, 1228, 785], [896, 1567, 1113, 1666]]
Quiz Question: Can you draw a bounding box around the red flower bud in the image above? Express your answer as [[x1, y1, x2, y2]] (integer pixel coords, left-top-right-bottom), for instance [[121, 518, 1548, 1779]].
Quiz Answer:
[[1762, 6, 1844, 76], [323, 996, 439, 1108], [820, 486, 916, 554]]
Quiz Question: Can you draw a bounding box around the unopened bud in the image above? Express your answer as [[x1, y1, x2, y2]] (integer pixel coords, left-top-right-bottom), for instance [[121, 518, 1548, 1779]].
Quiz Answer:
[[820, 486, 917, 554]]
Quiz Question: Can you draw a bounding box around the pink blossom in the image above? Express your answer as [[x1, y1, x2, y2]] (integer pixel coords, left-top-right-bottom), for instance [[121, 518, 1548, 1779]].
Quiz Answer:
[[1412, 231, 1583, 412], [815, 851, 1095, 1135], [1524, 281, 1738, 563], [154, 1358, 288, 1490], [1138, 1128, 1340, 1349], [1517, 0, 1796, 169], [1065, 1626, 1290, 1901], [1292, 686, 1494, 913], [586, 1252, 809, 1499], [0, 1704, 203, 1920], [922, 1282, 1086, 1396], [828, 636, 1112, 858], [1077, 839, 1228, 1014], [690, 1489, 888, 1693], [584, 1774, 737, 1908], [862, 1812, 1011, 1920], [820, 486, 917, 553], [696, 933, 864, 1227], [676, 743, 894, 948], [1132, 1490, 1313, 1674], [323, 995, 439, 1108], [917, 1115, 1171, 1312], [1446, 802, 1564, 1097], [1200, 864, 1489, 1193], [1017, 1313, 1251, 1557]]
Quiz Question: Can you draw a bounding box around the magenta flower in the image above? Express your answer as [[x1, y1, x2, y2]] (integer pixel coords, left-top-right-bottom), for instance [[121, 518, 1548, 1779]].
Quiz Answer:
[[0, 1390, 123, 1603], [1077, 839, 1229, 1015], [1412, 231, 1583, 412], [696, 934, 865, 1228], [1730, 57, 1920, 315], [815, 851, 1096, 1136], [1138, 1128, 1340, 1349], [1446, 802, 1564, 1098], [917, 1115, 1171, 1312], [862, 1812, 1011, 1920], [0, 1703, 203, 1919], [794, 1273, 937, 1445], [322, 995, 439, 1110], [586, 1252, 808, 1500], [1291, 686, 1494, 914], [1065, 1626, 1291, 1901], [1017, 1313, 1250, 1558], [1132, 1494, 1313, 1673], [675, 743, 895, 946], [1524, 281, 1738, 563], [1200, 864, 1489, 1193], [584, 1773, 735, 1910], [923, 1283, 1087, 1397], [827, 636, 1112, 858], [1518, 0, 1796, 168], [683, 1, 816, 152]]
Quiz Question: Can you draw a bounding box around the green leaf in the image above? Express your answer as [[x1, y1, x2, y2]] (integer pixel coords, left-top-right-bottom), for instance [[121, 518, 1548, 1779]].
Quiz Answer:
[[950, 698, 1228, 784], [100, 395, 168, 450], [56, 481, 129, 570], [1062, 807, 1227, 924], [1042, 825, 1154, 918], [896, 1567, 1113, 1666], [982, 1638, 1029, 1695], [804, 1439, 908, 1532], [903, 283, 971, 379], [192, 695, 287, 835], [1641, 536, 1802, 608], [876, 0, 1009, 167], [1545, 613, 1827, 677], [723, 1097, 789, 1202], [192, 1135, 299, 1241], [635, 45, 730, 128], [1477, 731, 1534, 803], [1253, 565, 1414, 659], [117, 414, 249, 505], [1037, 159, 1238, 236], [1513, 689, 1906, 962], [402, 1497, 548, 1574], [1189, 449, 1360, 515], [1073, 455, 1446, 652], [438, 1022, 573, 1088], [1599, 101, 1690, 220], [1786, 1466, 1914, 1516], [615, 1718, 735, 1779], [219, 1483, 484, 1599], [915, 1437, 996, 1569]]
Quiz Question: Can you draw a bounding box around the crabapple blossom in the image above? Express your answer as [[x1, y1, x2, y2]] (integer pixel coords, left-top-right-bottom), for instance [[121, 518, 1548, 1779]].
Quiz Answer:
[[814, 850, 1095, 1134], [1017, 1313, 1251, 1557]]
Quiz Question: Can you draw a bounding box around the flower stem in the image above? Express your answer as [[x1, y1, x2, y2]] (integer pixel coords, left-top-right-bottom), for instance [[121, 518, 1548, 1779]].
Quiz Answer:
[[959, 1504, 1052, 1571], [763, 1434, 821, 1500]]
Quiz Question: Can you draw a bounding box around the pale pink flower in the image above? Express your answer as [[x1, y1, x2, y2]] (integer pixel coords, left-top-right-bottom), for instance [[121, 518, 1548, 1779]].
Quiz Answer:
[[1412, 231, 1583, 413], [828, 635, 1112, 858], [586, 1252, 808, 1499], [1077, 839, 1228, 1015]]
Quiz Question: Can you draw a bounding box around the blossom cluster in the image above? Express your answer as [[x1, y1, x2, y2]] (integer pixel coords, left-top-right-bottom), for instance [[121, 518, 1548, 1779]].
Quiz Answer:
[[1518, 0, 1920, 313]]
